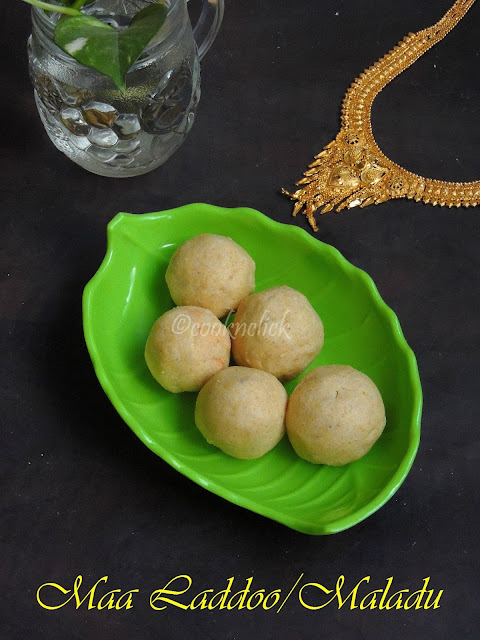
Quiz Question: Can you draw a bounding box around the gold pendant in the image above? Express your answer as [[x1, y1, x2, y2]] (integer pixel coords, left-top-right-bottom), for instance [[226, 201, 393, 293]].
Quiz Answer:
[[283, 0, 479, 231]]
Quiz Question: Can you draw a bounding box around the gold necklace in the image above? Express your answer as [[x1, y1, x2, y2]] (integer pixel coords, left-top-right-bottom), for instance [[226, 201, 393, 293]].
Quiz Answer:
[[283, 0, 478, 231]]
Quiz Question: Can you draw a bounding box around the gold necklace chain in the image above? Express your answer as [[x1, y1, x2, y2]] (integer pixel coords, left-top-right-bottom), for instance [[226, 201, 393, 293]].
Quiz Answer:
[[283, 0, 478, 231]]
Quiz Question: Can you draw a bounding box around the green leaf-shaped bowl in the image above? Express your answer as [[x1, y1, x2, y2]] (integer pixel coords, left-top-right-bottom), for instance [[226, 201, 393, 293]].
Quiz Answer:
[[83, 204, 422, 534]]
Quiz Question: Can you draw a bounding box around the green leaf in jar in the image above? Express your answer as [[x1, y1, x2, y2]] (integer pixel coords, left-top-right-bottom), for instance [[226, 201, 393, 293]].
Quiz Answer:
[[21, 0, 95, 11], [53, 2, 168, 92], [56, 0, 95, 6]]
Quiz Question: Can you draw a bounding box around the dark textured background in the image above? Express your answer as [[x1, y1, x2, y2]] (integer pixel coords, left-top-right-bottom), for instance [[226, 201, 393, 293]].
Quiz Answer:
[[1, 0, 480, 638]]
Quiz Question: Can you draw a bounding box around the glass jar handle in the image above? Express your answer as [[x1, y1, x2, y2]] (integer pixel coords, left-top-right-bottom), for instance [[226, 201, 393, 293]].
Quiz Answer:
[[189, 0, 225, 60]]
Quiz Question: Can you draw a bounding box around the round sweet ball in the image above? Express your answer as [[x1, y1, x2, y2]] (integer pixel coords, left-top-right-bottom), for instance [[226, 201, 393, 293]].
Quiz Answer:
[[286, 365, 386, 466], [145, 306, 231, 393], [195, 366, 288, 459], [165, 234, 255, 318], [230, 285, 324, 382]]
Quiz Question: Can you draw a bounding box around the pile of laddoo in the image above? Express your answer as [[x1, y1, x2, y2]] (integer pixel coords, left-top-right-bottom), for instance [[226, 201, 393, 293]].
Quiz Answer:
[[145, 233, 385, 466]]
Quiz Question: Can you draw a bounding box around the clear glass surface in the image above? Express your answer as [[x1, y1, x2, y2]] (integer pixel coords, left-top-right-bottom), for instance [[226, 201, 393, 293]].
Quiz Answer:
[[28, 0, 223, 177]]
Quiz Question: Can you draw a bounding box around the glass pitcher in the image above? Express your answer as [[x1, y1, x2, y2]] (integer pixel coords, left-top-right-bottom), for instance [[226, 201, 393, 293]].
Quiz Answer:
[[28, 0, 224, 177]]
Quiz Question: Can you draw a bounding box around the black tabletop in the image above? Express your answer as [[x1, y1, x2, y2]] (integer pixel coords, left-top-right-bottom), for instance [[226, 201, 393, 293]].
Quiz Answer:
[[2, 0, 480, 638]]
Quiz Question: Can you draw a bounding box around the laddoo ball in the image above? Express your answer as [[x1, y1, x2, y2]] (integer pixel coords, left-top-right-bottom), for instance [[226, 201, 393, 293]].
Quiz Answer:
[[195, 367, 288, 459], [230, 285, 324, 382], [286, 365, 386, 466], [165, 234, 255, 318], [145, 306, 231, 393]]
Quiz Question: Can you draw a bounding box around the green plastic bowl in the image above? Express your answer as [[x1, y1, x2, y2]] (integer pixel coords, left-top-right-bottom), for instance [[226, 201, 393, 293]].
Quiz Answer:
[[83, 204, 422, 534]]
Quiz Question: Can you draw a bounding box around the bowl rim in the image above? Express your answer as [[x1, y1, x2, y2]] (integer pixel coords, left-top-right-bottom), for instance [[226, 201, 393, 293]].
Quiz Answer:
[[82, 204, 423, 535]]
